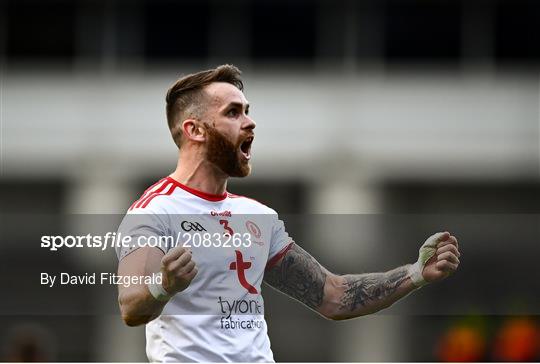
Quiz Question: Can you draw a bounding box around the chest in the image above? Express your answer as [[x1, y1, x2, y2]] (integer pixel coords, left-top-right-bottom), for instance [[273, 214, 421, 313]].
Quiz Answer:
[[168, 214, 272, 282]]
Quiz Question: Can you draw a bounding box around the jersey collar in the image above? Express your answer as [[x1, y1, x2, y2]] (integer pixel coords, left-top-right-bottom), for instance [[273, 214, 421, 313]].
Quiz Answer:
[[166, 176, 228, 202]]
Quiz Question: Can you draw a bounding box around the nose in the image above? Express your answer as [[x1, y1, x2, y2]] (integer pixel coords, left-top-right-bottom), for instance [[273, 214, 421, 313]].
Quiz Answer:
[[243, 115, 256, 131]]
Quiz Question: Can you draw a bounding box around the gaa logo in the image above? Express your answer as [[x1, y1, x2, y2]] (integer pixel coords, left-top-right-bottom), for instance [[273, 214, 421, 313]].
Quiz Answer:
[[181, 221, 207, 232]]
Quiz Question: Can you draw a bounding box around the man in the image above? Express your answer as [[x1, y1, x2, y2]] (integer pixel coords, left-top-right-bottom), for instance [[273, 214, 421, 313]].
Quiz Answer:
[[116, 65, 461, 362]]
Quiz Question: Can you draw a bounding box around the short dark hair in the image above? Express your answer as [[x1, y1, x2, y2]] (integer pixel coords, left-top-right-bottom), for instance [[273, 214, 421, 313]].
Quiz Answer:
[[165, 64, 244, 148]]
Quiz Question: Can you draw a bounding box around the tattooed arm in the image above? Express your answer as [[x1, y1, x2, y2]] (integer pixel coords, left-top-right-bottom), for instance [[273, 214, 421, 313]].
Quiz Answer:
[[264, 233, 460, 320], [334, 267, 414, 319], [264, 244, 414, 320]]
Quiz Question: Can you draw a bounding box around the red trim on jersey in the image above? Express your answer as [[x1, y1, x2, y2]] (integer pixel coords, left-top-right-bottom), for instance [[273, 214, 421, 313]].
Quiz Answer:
[[140, 181, 177, 208], [128, 178, 166, 211], [134, 180, 173, 209], [265, 241, 294, 270], [166, 176, 228, 202]]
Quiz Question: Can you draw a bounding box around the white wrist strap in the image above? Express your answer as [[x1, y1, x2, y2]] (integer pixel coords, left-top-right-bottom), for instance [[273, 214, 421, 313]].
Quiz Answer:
[[408, 261, 428, 288], [409, 232, 442, 288], [148, 279, 172, 302]]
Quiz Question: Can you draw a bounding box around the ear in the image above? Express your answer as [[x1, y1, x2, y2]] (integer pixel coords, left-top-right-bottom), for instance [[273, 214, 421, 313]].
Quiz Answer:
[[182, 119, 206, 142]]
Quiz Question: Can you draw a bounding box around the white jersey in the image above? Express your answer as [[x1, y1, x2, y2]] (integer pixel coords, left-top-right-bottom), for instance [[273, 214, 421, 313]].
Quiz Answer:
[[117, 176, 293, 362]]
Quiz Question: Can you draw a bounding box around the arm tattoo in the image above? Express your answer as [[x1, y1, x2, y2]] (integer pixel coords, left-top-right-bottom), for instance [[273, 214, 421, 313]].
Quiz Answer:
[[339, 266, 409, 312], [264, 244, 326, 310]]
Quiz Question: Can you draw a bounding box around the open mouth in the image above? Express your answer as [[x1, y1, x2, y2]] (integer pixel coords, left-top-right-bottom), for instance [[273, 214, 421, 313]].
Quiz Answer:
[[239, 136, 254, 160]]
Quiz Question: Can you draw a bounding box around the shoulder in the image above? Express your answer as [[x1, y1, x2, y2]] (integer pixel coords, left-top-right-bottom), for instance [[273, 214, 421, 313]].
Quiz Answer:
[[227, 192, 277, 215], [127, 177, 179, 214]]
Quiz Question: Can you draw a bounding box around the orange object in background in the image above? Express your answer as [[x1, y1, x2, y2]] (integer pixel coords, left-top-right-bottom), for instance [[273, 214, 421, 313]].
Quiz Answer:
[[437, 325, 485, 362], [493, 318, 539, 362]]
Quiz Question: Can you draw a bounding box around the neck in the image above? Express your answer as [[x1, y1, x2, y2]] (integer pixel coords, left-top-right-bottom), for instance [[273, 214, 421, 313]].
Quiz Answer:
[[169, 148, 228, 196]]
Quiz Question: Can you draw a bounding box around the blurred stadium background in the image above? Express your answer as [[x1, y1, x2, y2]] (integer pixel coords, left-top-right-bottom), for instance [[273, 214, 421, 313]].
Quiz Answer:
[[1, 0, 539, 361]]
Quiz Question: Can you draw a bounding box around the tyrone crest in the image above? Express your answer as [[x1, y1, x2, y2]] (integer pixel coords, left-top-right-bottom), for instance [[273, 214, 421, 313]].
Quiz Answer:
[[246, 220, 264, 246]]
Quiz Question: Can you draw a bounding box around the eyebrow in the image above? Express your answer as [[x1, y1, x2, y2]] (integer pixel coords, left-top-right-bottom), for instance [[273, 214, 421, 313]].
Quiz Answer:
[[222, 101, 249, 112]]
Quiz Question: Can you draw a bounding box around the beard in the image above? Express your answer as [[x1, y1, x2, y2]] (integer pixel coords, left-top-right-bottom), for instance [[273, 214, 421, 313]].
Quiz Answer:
[[205, 124, 251, 178]]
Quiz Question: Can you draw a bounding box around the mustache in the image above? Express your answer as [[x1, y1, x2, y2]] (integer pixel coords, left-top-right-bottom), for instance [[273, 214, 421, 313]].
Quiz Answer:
[[203, 122, 254, 145]]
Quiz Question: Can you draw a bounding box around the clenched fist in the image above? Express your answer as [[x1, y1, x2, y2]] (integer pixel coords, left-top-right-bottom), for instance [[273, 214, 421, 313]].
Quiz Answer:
[[161, 247, 198, 295], [409, 232, 461, 287]]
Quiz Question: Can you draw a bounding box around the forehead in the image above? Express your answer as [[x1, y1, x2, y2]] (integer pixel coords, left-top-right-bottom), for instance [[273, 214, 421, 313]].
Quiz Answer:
[[203, 82, 248, 109]]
